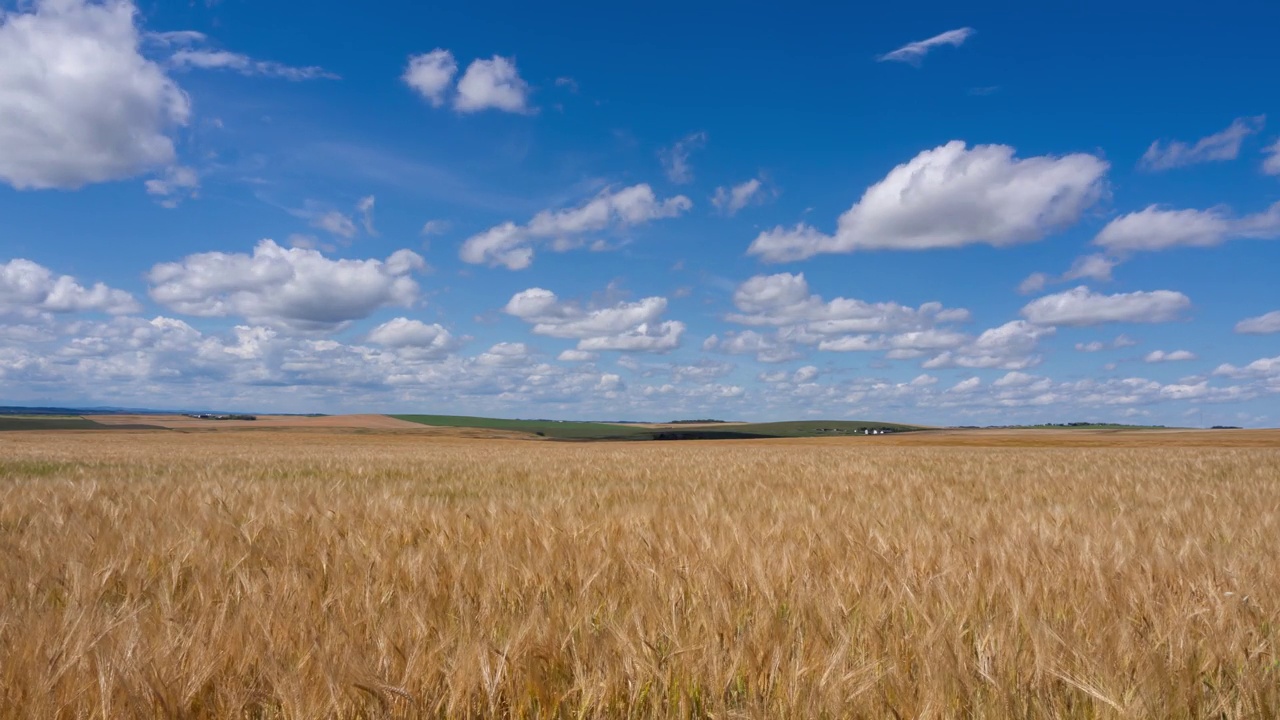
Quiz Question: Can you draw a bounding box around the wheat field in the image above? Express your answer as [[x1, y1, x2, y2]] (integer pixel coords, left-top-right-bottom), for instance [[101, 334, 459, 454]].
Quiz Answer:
[[1, 430, 1278, 718]]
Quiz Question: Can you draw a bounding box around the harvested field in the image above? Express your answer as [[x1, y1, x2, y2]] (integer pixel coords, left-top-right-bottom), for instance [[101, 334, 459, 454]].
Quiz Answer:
[[2, 430, 1278, 718]]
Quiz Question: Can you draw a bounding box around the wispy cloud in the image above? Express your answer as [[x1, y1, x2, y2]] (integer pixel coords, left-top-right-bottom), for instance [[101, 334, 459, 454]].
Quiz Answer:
[[712, 177, 772, 216], [660, 132, 707, 184], [1263, 139, 1280, 175], [878, 27, 975, 65], [1140, 116, 1265, 171], [171, 49, 339, 81]]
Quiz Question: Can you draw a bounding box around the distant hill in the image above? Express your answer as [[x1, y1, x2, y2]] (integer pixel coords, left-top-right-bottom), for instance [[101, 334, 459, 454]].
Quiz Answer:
[[0, 416, 164, 432], [391, 414, 922, 441]]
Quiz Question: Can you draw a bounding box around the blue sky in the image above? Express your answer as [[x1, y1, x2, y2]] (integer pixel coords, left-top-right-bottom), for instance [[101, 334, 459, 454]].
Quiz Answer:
[[2, 0, 1278, 425]]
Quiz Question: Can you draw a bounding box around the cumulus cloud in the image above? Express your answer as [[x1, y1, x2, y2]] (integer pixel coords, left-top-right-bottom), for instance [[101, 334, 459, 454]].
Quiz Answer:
[[728, 272, 969, 343], [5, 309, 1270, 422], [1145, 349, 1196, 363], [1092, 203, 1280, 252], [169, 49, 337, 80], [1213, 355, 1280, 381], [660, 132, 707, 184], [0, 0, 190, 189], [460, 184, 692, 269], [703, 330, 802, 363], [791, 365, 819, 383], [748, 141, 1107, 261], [147, 240, 425, 331], [711, 272, 972, 363], [558, 349, 597, 362], [1235, 311, 1280, 334], [3, 311, 746, 417], [1021, 286, 1191, 327], [366, 318, 455, 356], [402, 49, 457, 107], [1, 258, 140, 316], [455, 55, 531, 113], [712, 177, 768, 215], [1140, 116, 1265, 171], [877, 27, 975, 65], [505, 288, 685, 353], [948, 377, 982, 394], [923, 321, 1055, 370]]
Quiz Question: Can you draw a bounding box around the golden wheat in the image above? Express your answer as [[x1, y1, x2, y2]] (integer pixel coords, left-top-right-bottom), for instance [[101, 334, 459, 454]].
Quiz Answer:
[[1, 430, 1278, 718]]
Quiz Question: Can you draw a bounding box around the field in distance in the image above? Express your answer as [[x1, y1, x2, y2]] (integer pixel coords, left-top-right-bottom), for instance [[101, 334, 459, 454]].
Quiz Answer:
[[391, 414, 921, 440], [2, 429, 1278, 717]]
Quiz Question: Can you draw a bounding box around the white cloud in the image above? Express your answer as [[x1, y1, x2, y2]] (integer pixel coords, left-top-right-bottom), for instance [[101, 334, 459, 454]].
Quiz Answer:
[[660, 132, 707, 184], [0, 0, 190, 189], [1144, 350, 1196, 363], [144, 164, 199, 207], [147, 240, 425, 331], [923, 320, 1054, 370], [712, 177, 767, 215], [366, 318, 454, 356], [718, 272, 972, 363], [1093, 203, 1280, 252], [703, 331, 802, 363], [1021, 286, 1191, 327], [402, 49, 457, 107], [878, 27, 975, 65], [992, 371, 1036, 388], [595, 373, 624, 393], [1140, 116, 1265, 171], [792, 365, 819, 383], [728, 272, 968, 335], [557, 349, 597, 362], [1264, 139, 1280, 176], [146, 30, 206, 46], [454, 55, 531, 114], [1018, 253, 1118, 294], [357, 196, 377, 236], [1, 258, 140, 316], [169, 49, 337, 81], [1214, 356, 1280, 381], [460, 184, 692, 269], [474, 342, 533, 367], [505, 288, 685, 353], [460, 222, 530, 270], [1063, 254, 1119, 283], [420, 219, 450, 237], [296, 196, 386, 240], [5, 308, 1271, 422], [1075, 335, 1136, 352], [1016, 273, 1050, 295], [1235, 311, 1280, 334], [948, 377, 982, 394], [312, 211, 358, 239], [748, 141, 1107, 261]]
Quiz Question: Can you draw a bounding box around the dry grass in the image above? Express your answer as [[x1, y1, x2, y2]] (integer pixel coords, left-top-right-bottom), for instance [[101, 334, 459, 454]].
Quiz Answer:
[[2, 430, 1278, 718]]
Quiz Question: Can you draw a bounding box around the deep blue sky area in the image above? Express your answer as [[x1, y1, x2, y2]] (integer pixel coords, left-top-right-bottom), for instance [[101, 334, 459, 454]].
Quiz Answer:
[[1, 0, 1277, 425]]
